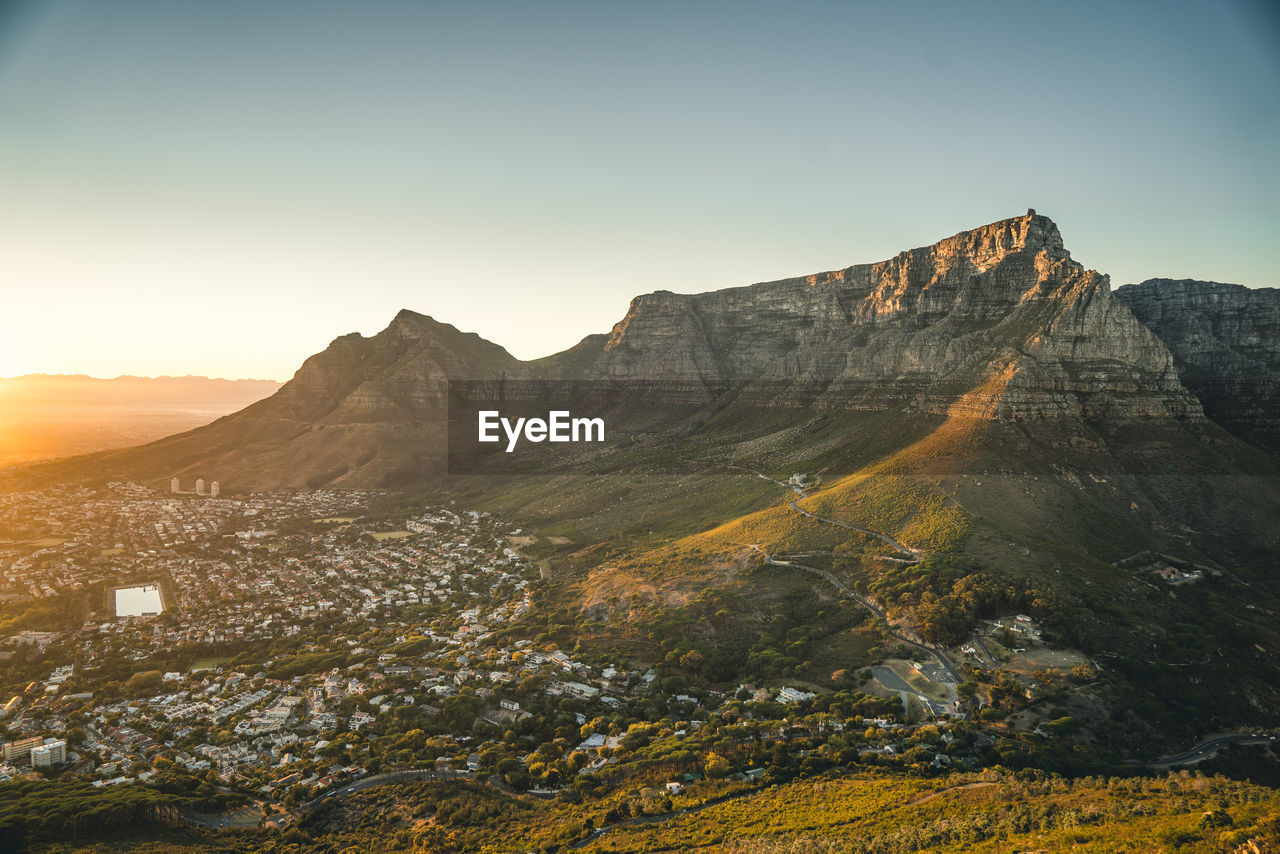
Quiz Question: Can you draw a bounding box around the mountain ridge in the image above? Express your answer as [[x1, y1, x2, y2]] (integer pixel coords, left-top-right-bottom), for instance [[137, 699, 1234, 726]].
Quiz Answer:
[[8, 210, 1268, 493], [0, 374, 281, 405], [1115, 278, 1280, 452], [539, 210, 1195, 422]]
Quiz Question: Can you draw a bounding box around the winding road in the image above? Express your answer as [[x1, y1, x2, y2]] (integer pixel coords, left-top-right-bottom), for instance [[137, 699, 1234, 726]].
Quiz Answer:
[[758, 548, 960, 686], [733, 466, 956, 684], [301, 767, 472, 810], [787, 500, 920, 563], [726, 464, 919, 563], [1123, 733, 1276, 768]]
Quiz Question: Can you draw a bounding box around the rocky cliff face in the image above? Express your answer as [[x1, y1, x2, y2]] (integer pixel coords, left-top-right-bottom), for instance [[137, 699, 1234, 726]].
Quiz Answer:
[[546, 210, 1198, 420], [26, 212, 1241, 491], [1115, 279, 1280, 450]]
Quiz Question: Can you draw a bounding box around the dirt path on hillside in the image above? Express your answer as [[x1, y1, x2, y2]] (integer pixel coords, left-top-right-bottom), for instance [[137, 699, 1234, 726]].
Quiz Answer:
[[908, 780, 997, 805]]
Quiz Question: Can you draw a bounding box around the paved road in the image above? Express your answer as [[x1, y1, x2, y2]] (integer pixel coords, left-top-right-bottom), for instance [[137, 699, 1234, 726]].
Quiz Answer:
[[761, 482, 959, 682], [974, 636, 998, 667], [189, 767, 498, 829], [731, 465, 961, 693], [726, 464, 918, 562], [726, 465, 806, 496], [870, 666, 950, 717], [303, 767, 472, 810], [181, 805, 262, 829], [1124, 733, 1275, 768]]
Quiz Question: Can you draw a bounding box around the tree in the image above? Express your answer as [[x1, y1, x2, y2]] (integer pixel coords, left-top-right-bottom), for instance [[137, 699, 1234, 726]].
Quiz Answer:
[[1199, 808, 1233, 830], [704, 752, 731, 778], [441, 694, 482, 730], [1070, 661, 1097, 682], [678, 649, 704, 672], [122, 670, 163, 697], [661, 675, 687, 694]]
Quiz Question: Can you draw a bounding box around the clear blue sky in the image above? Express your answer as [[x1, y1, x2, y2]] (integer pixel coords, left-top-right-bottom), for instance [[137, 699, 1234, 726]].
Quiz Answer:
[[0, 0, 1276, 379]]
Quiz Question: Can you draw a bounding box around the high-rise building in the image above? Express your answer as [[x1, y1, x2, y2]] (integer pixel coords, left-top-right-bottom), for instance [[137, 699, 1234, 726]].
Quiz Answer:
[[210, 481, 220, 498], [31, 740, 66, 767], [170, 477, 180, 494], [195, 478, 206, 495]]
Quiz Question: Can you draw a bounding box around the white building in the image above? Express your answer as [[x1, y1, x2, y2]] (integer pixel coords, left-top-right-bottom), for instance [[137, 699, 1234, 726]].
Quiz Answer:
[[31, 740, 66, 768], [777, 686, 815, 705]]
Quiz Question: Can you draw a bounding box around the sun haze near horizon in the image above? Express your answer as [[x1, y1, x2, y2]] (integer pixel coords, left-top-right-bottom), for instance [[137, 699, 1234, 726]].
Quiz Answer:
[[0, 0, 1276, 382]]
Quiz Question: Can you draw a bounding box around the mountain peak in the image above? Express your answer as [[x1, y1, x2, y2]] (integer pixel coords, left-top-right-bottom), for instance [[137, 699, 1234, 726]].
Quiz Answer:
[[385, 308, 467, 341], [392, 307, 431, 323], [922, 209, 1067, 273], [547, 209, 1192, 421], [389, 308, 444, 332], [379, 311, 518, 366], [1014, 207, 1063, 251]]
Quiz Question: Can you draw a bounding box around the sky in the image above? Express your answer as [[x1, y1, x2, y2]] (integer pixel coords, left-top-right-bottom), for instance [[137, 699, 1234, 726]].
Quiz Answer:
[[0, 0, 1277, 381]]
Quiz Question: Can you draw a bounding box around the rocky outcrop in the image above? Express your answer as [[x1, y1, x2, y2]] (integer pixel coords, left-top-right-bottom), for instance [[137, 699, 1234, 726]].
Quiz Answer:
[[1115, 279, 1280, 450], [545, 210, 1198, 420]]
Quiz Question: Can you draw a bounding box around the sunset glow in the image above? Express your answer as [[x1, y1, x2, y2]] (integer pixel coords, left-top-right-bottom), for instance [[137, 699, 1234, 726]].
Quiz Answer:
[[0, 3, 1278, 846], [1, 1, 1276, 381]]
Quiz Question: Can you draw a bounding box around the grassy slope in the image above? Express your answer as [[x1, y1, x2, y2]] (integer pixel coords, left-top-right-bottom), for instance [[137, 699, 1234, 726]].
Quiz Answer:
[[571, 770, 1280, 853], [413, 366, 1280, 739], [34, 770, 1280, 853]]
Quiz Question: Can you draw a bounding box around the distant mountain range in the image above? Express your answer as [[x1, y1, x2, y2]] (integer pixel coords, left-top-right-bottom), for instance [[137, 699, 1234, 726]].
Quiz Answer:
[[0, 374, 279, 466], [0, 373, 280, 407]]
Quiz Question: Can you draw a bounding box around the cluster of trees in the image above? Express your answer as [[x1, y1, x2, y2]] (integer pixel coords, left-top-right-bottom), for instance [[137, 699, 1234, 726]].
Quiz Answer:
[[0, 780, 179, 847], [841, 553, 1044, 647], [301, 779, 538, 853], [638, 584, 871, 686]]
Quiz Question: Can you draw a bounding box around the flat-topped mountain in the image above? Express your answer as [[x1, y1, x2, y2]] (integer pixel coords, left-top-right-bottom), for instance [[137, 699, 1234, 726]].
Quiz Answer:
[[15, 211, 1273, 492], [1115, 278, 1280, 451], [544, 210, 1195, 420]]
